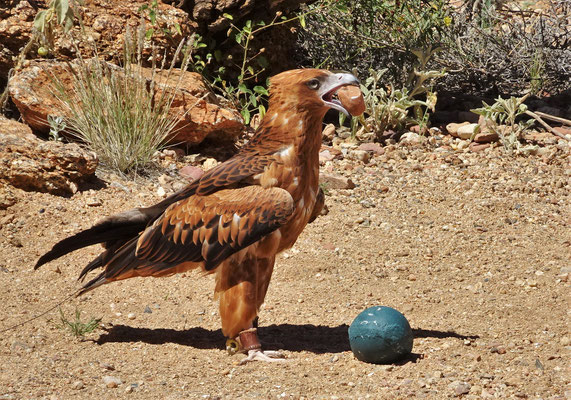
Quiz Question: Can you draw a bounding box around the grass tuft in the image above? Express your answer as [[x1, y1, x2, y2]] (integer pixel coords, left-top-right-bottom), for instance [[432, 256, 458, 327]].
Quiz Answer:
[[52, 29, 194, 175], [58, 308, 101, 338]]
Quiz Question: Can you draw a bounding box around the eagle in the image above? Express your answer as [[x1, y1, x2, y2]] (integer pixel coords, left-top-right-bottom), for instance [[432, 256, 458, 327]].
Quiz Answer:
[[35, 69, 361, 363]]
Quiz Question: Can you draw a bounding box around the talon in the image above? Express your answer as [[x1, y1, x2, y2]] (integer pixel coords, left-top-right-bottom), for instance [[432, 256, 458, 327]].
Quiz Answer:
[[226, 338, 240, 355], [238, 349, 287, 365]]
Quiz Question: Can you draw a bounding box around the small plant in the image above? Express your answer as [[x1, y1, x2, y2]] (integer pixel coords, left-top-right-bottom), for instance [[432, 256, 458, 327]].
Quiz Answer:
[[358, 46, 445, 140], [471, 94, 535, 153], [59, 308, 101, 338], [138, 0, 182, 40], [52, 30, 194, 175], [213, 12, 302, 124], [47, 114, 66, 141], [33, 0, 75, 55]]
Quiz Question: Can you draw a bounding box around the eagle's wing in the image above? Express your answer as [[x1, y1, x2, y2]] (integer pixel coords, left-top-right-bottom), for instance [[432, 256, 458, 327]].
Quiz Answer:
[[35, 153, 279, 270], [78, 186, 294, 293]]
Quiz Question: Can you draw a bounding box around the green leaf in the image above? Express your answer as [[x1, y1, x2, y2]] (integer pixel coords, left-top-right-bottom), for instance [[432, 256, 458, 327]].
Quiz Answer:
[[245, 20, 252, 29], [138, 4, 149, 12], [238, 83, 248, 93], [235, 32, 243, 44], [145, 28, 154, 40], [258, 104, 266, 119], [247, 65, 254, 75], [299, 14, 306, 28], [241, 108, 251, 124], [54, 0, 69, 25], [149, 9, 156, 25], [223, 13, 233, 20], [63, 8, 74, 32], [33, 10, 47, 32], [253, 86, 268, 96], [250, 94, 258, 107], [174, 23, 182, 35]]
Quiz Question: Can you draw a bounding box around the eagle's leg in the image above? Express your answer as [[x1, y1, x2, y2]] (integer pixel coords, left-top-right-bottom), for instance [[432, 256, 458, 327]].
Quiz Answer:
[[216, 254, 285, 363]]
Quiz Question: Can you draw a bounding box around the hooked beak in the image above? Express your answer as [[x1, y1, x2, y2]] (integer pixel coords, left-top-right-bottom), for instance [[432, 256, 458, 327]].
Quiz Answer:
[[319, 73, 360, 116]]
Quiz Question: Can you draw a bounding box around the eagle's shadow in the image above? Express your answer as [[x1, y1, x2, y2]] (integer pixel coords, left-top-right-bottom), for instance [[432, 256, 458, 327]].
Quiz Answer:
[[96, 323, 478, 355]]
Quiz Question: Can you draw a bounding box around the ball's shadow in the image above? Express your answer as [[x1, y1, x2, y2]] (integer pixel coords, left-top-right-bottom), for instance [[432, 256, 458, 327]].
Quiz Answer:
[[96, 323, 478, 357]]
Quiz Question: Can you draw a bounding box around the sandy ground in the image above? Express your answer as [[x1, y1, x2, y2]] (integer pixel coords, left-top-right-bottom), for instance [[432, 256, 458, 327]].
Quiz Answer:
[[0, 139, 569, 399]]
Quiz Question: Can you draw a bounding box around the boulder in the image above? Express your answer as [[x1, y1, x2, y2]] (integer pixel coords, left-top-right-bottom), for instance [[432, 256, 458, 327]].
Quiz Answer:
[[8, 60, 244, 144], [0, 132, 98, 196]]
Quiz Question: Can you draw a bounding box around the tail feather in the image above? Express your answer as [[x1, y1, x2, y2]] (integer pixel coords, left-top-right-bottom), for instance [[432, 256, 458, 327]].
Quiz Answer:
[[34, 208, 160, 270], [77, 237, 155, 295]]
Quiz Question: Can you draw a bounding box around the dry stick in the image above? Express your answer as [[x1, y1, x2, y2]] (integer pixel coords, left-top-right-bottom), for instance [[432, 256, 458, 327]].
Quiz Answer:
[[534, 111, 571, 127], [525, 110, 571, 142]]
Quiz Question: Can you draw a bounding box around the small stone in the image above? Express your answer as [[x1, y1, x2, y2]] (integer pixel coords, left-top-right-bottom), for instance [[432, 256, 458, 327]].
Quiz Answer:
[[127, 313, 136, 320], [144, 306, 152, 314], [456, 123, 479, 139], [103, 375, 122, 388], [348, 149, 370, 163], [446, 121, 471, 137], [71, 380, 84, 390], [179, 165, 204, 182], [400, 131, 421, 145], [156, 186, 166, 197], [86, 197, 102, 207], [319, 173, 355, 190], [322, 124, 336, 141], [451, 381, 471, 396], [469, 142, 490, 152], [203, 158, 218, 170], [560, 336, 570, 346], [357, 142, 385, 155], [474, 131, 499, 143], [125, 385, 133, 393]]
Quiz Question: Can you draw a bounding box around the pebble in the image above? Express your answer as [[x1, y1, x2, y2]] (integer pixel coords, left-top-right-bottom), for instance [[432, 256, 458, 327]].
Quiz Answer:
[[456, 123, 479, 139], [348, 149, 370, 163], [86, 197, 102, 207], [450, 381, 471, 396], [156, 186, 166, 197], [127, 313, 136, 320], [103, 375, 122, 388], [203, 158, 218, 170], [446, 121, 470, 137], [179, 165, 204, 182], [144, 305, 152, 314], [71, 380, 84, 390]]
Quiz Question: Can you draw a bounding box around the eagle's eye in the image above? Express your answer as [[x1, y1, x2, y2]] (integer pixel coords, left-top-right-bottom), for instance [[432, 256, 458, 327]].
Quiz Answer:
[[307, 78, 320, 90]]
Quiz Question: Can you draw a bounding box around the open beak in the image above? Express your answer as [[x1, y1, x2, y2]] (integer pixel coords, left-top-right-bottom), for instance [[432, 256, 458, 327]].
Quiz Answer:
[[319, 73, 360, 116]]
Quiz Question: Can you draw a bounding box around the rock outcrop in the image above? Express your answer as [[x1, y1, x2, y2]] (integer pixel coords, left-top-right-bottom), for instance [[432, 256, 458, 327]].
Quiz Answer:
[[8, 60, 244, 144], [0, 129, 98, 196]]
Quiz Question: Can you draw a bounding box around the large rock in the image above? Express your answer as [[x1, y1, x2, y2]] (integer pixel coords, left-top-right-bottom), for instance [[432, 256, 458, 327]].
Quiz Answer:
[[8, 60, 244, 144], [0, 131, 98, 196], [0, 0, 194, 83]]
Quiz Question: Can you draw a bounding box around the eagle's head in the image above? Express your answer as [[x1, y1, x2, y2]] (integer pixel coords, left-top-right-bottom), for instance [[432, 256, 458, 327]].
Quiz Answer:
[[268, 69, 360, 116]]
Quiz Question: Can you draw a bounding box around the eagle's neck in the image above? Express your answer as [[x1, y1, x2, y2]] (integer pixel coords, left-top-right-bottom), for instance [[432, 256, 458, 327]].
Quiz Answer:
[[246, 108, 327, 161]]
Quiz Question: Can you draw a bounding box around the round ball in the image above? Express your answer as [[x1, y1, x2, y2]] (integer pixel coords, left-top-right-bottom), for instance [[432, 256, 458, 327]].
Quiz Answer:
[[348, 306, 413, 364]]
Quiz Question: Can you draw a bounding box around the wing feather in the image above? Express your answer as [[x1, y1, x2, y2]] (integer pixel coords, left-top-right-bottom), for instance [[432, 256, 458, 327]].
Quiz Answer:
[[133, 186, 294, 273]]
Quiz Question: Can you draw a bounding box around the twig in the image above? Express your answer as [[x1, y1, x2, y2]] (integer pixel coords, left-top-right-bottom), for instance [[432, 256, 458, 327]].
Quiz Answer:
[[534, 111, 571, 126], [525, 110, 570, 141]]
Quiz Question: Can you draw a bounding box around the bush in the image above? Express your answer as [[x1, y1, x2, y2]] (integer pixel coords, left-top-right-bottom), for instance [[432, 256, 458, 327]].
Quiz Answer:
[[52, 30, 193, 175], [297, 0, 570, 96]]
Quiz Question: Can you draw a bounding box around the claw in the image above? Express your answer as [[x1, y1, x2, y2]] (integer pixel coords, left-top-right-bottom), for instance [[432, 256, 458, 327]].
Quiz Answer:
[[237, 349, 286, 365]]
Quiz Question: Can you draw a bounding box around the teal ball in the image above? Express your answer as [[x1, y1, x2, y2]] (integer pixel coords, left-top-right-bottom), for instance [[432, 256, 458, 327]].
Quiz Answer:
[[348, 306, 413, 364]]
